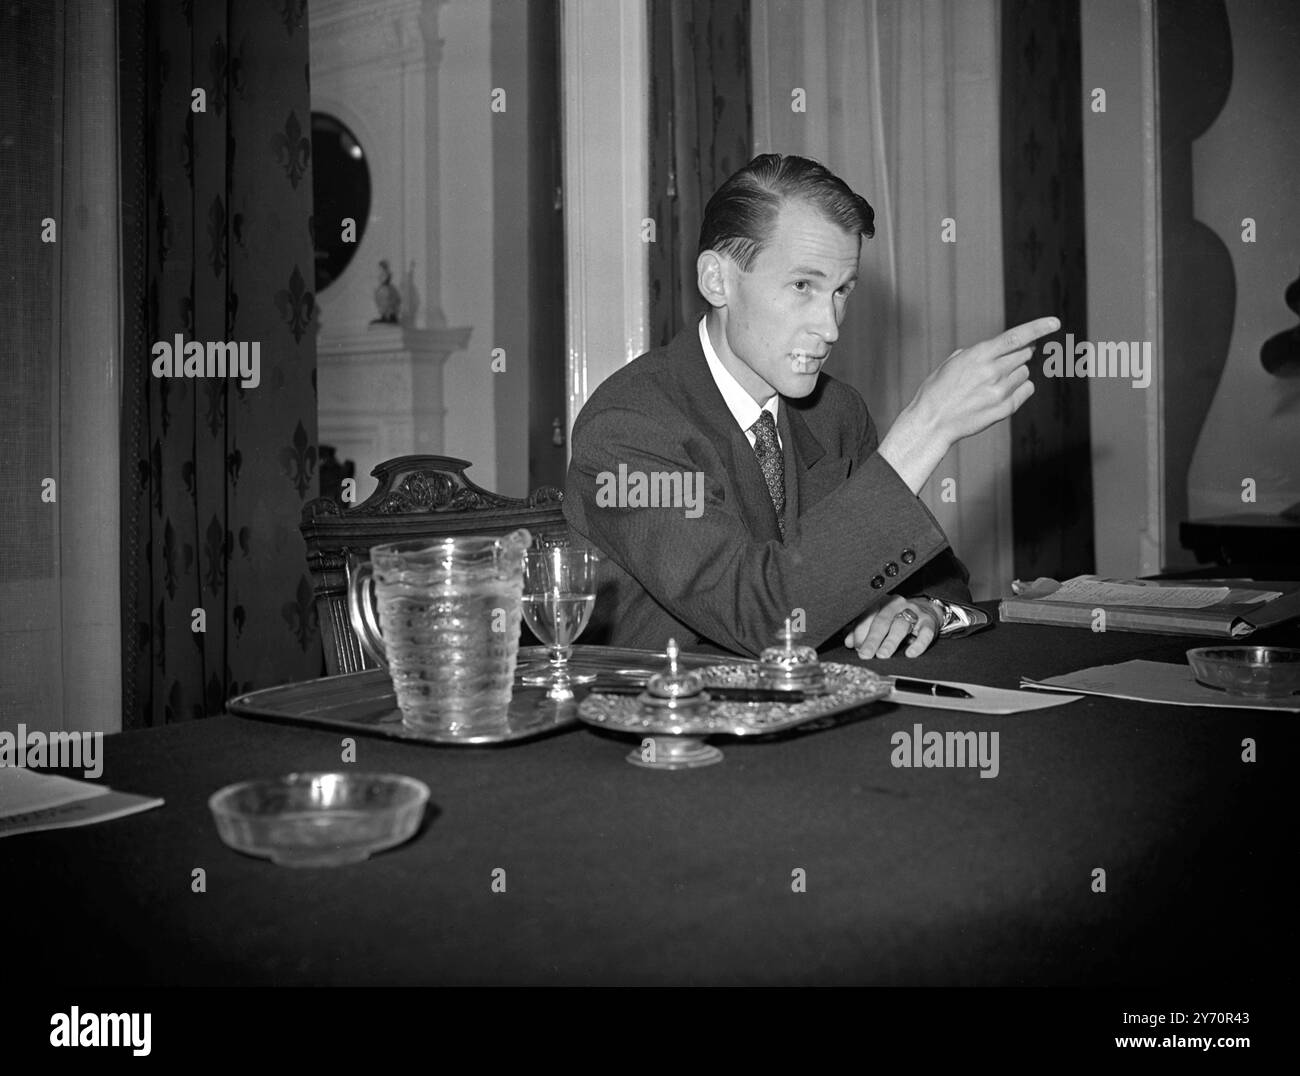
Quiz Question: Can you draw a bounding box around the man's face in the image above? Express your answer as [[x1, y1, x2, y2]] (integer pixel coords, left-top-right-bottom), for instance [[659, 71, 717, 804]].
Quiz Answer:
[[712, 200, 860, 403]]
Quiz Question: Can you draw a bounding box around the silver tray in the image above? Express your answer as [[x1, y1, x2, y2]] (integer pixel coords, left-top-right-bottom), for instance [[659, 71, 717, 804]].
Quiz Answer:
[[579, 662, 891, 768], [227, 645, 748, 746]]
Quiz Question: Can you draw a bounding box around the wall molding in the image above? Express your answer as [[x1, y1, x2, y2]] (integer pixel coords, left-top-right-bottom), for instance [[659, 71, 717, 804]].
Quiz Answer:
[[560, 0, 649, 429], [1082, 0, 1166, 577], [63, 0, 122, 732]]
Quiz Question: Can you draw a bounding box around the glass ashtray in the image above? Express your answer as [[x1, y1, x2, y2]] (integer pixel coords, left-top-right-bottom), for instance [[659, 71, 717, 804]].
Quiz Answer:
[[208, 772, 430, 867], [1187, 646, 1300, 698]]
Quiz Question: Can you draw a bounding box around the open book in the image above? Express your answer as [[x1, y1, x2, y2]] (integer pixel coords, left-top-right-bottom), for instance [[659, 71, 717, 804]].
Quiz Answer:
[[998, 575, 1300, 637]]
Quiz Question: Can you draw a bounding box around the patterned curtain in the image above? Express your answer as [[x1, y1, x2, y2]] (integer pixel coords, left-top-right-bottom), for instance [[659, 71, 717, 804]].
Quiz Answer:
[[647, 0, 752, 348], [1001, 0, 1094, 579], [120, 0, 320, 727]]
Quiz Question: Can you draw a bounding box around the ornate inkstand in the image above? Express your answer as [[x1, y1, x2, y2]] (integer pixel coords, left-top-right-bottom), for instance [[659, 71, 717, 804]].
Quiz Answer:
[[579, 630, 891, 770]]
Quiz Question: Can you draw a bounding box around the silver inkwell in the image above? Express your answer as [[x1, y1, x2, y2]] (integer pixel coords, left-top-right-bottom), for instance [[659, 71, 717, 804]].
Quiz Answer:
[[756, 620, 828, 695]]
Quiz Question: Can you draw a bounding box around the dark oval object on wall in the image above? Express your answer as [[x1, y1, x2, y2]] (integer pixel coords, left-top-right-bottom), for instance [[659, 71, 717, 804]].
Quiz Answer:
[[311, 112, 371, 292]]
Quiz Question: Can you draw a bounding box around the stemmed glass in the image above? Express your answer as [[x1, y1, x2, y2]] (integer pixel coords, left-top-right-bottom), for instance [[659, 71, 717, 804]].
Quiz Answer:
[[520, 544, 601, 698]]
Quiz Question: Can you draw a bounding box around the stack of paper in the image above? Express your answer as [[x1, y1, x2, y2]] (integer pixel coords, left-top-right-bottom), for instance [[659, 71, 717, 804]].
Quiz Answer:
[[1000, 575, 1299, 637]]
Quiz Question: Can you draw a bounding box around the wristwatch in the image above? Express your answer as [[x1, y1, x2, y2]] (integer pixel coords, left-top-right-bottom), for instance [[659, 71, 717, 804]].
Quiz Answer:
[[918, 595, 991, 638]]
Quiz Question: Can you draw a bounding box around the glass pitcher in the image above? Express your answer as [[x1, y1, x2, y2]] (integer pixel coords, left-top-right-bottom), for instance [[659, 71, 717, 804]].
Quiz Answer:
[[347, 529, 531, 734]]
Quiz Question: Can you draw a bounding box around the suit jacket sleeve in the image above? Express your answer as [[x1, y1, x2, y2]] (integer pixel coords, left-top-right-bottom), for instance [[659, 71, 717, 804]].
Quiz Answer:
[[566, 389, 971, 657], [849, 404, 973, 612]]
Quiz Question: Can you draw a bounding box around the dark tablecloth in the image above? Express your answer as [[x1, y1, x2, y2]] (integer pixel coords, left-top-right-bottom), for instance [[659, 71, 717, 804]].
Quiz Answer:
[[7, 612, 1297, 986]]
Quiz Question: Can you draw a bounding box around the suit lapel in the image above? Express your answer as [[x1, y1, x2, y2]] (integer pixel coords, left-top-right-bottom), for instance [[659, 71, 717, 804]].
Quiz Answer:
[[670, 327, 783, 543], [784, 397, 852, 523]]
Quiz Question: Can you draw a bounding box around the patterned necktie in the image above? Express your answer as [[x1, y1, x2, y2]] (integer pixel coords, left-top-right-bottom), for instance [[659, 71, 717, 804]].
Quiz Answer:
[[750, 410, 785, 537]]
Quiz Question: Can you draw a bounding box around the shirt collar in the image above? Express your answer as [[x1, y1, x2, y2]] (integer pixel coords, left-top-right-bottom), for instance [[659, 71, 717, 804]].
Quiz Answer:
[[698, 315, 779, 436]]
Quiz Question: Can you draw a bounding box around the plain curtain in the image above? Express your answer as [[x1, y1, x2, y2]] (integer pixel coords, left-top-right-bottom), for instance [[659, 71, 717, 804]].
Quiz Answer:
[[751, 0, 1012, 600], [0, 2, 122, 734]]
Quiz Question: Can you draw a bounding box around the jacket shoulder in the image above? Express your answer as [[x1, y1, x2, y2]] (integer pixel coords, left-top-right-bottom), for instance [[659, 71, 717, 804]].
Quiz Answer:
[[575, 332, 695, 416]]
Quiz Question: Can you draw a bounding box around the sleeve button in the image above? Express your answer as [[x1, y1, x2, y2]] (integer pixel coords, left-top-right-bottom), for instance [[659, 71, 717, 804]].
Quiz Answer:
[[884, 561, 899, 577], [901, 549, 916, 564], [870, 575, 885, 589]]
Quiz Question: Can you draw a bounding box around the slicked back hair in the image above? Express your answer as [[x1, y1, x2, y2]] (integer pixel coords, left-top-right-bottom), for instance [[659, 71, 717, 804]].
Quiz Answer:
[[698, 153, 876, 271]]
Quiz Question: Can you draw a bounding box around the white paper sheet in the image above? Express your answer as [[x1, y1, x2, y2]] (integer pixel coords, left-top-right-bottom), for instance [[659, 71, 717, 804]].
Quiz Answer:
[[0, 767, 109, 816], [1021, 659, 1300, 712], [0, 767, 163, 837]]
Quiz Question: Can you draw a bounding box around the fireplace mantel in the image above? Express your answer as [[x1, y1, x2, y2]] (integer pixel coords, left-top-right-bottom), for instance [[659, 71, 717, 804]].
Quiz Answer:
[[317, 323, 471, 495]]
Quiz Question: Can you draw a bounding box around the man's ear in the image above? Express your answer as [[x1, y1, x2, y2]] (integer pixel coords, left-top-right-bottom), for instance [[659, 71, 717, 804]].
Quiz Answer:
[[696, 251, 729, 309]]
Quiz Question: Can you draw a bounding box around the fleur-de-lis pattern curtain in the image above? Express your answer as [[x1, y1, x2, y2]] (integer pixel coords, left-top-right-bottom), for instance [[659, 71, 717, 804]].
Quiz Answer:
[[647, 0, 751, 347], [120, 0, 320, 726]]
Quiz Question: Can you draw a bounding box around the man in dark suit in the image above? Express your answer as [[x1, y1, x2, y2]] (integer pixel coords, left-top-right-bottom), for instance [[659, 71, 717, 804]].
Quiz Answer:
[[565, 154, 1057, 659]]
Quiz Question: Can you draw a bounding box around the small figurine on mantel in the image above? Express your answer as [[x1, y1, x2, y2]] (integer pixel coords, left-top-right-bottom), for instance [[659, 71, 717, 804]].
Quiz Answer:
[[371, 259, 401, 324]]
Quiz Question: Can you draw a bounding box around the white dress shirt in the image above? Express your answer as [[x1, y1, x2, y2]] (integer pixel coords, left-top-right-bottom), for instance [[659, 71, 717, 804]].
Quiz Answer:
[[698, 315, 781, 450]]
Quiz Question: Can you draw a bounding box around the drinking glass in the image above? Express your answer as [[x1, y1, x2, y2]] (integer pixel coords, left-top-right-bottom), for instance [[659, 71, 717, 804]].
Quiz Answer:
[[520, 545, 600, 698]]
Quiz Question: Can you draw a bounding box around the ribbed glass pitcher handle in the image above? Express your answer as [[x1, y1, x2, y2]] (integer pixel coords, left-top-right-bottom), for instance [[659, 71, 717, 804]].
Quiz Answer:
[[346, 558, 388, 668]]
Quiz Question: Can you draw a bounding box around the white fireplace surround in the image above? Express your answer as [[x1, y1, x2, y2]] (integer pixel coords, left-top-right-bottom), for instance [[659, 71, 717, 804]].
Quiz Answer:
[[310, 0, 475, 491]]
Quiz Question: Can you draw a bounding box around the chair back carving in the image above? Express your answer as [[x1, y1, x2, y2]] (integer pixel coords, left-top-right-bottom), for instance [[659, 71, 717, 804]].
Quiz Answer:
[[301, 455, 567, 675]]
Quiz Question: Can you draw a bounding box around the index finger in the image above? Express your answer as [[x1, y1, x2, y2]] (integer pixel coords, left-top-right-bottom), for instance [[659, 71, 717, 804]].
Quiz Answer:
[[988, 316, 1060, 363]]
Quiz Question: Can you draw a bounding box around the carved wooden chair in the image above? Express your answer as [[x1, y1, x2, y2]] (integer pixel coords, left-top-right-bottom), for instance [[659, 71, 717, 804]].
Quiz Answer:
[[301, 455, 568, 675]]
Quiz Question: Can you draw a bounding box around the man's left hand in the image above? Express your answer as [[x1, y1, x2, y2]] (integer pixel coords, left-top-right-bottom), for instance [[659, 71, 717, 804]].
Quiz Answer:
[[845, 596, 943, 659]]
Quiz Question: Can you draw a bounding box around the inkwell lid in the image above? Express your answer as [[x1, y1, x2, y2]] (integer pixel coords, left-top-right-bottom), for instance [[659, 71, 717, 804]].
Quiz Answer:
[[639, 639, 709, 712]]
